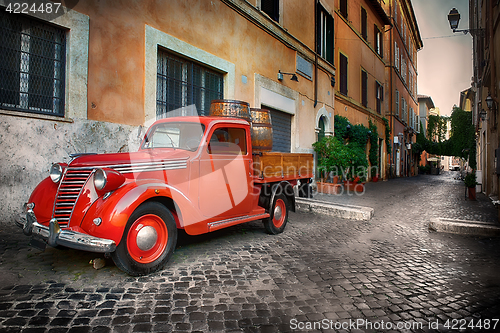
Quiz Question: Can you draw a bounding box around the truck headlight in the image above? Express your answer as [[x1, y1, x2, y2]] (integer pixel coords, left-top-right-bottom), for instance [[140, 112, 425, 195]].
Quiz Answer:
[[49, 163, 64, 183], [94, 168, 125, 192], [94, 169, 107, 191]]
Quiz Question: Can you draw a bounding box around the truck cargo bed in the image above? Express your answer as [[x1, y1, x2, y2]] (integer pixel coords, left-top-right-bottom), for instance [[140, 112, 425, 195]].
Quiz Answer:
[[253, 152, 314, 182]]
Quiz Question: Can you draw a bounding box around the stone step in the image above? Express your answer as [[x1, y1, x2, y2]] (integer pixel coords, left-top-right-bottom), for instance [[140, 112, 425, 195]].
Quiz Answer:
[[429, 218, 500, 237], [295, 197, 374, 221]]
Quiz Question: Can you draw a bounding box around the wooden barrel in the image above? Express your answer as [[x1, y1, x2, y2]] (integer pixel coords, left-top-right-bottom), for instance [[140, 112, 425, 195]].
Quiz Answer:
[[209, 99, 251, 122], [250, 108, 273, 152]]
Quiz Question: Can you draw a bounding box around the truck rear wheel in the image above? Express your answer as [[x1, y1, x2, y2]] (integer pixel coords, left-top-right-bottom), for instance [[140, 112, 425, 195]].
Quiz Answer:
[[263, 193, 288, 234], [111, 202, 177, 276]]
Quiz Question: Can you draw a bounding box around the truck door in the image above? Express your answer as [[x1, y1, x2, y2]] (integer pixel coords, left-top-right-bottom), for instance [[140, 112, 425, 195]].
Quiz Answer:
[[198, 126, 253, 219]]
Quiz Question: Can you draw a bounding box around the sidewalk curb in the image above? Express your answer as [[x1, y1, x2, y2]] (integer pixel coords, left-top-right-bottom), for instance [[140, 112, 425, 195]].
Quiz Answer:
[[429, 218, 500, 237], [295, 197, 374, 220]]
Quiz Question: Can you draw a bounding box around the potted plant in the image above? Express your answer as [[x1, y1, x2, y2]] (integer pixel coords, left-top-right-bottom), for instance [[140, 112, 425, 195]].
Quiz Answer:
[[464, 172, 477, 200], [342, 144, 368, 192], [344, 175, 366, 192], [313, 136, 347, 195]]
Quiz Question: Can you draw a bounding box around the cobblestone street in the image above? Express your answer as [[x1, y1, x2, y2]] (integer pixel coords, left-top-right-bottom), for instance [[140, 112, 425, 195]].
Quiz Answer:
[[1, 171, 500, 332]]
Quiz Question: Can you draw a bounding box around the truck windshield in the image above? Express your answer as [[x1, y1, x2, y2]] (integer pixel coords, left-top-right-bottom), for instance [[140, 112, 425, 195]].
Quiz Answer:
[[142, 122, 205, 151]]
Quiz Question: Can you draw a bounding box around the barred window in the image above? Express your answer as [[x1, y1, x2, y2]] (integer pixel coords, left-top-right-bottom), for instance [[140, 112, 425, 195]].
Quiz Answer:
[[0, 11, 66, 116], [157, 49, 224, 119]]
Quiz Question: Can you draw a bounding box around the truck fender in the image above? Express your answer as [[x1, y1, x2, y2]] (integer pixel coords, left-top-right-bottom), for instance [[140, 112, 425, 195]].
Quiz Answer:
[[79, 181, 205, 244], [269, 181, 296, 213], [28, 177, 59, 224]]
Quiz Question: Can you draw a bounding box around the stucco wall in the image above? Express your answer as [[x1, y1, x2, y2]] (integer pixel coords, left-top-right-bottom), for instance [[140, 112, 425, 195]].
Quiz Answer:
[[0, 115, 142, 225]]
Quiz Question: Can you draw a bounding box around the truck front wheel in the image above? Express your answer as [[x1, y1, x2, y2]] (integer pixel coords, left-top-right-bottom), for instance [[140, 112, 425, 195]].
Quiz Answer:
[[263, 193, 288, 234], [111, 202, 177, 276]]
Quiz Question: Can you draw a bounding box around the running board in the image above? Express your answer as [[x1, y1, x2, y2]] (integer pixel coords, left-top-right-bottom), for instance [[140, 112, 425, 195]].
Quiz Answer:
[[208, 213, 270, 232]]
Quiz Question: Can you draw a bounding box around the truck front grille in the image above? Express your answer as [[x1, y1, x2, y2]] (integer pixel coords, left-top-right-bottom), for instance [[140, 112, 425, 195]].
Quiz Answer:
[[53, 169, 93, 226]]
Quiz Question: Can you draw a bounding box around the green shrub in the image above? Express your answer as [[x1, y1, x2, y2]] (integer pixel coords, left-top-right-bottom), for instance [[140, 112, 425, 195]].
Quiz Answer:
[[464, 172, 477, 188]]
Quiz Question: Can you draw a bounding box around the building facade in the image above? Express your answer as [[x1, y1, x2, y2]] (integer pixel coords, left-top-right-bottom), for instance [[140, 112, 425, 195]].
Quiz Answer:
[[334, 0, 392, 180], [0, 0, 337, 223], [0, 0, 424, 223], [385, 0, 422, 178], [417, 94, 435, 166], [468, 0, 500, 197]]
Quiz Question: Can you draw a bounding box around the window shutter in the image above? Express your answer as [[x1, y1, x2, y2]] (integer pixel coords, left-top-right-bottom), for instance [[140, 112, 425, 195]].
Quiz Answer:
[[340, 54, 348, 95], [340, 0, 348, 19], [361, 8, 367, 40], [362, 70, 368, 107], [326, 11, 334, 64], [262, 0, 279, 22]]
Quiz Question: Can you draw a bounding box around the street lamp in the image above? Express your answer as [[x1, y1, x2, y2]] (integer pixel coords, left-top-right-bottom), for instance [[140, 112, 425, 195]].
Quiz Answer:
[[479, 109, 487, 121], [448, 8, 460, 31], [447, 8, 484, 36], [278, 70, 299, 82], [486, 93, 494, 110]]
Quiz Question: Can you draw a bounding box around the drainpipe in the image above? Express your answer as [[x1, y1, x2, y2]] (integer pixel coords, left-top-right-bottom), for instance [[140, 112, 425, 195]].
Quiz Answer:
[[389, 0, 394, 178], [314, 0, 318, 108], [488, 0, 498, 192]]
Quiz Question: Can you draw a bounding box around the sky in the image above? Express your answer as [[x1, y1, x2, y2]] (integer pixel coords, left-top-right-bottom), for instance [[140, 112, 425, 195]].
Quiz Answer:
[[412, 0, 473, 116]]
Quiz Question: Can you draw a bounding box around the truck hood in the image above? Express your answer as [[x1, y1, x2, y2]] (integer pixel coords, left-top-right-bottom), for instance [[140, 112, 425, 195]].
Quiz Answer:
[[68, 150, 190, 169]]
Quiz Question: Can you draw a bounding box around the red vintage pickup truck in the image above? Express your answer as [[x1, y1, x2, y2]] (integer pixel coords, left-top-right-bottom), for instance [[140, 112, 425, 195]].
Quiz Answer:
[[17, 116, 313, 275]]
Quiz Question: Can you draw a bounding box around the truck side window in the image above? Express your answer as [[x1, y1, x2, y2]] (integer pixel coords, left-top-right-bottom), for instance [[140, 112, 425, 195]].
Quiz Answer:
[[208, 127, 247, 155]]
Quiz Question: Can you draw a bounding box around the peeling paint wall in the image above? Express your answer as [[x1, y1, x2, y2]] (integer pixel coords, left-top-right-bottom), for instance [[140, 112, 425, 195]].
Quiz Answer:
[[0, 115, 142, 225]]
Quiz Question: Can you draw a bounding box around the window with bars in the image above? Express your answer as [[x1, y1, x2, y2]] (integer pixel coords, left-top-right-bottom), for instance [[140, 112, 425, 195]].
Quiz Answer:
[[0, 11, 66, 116], [261, 0, 279, 22], [156, 49, 224, 119]]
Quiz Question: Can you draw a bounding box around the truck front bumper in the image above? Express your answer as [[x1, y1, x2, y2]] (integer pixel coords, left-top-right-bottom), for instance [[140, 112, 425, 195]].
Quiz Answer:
[[16, 209, 116, 253]]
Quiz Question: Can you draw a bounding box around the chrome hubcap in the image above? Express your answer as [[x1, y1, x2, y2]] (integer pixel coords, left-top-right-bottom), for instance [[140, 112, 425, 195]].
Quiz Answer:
[[274, 204, 282, 220], [136, 226, 158, 251]]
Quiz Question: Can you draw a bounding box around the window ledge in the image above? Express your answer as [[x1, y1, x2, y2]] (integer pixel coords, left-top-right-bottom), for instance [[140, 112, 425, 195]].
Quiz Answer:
[[0, 109, 74, 123]]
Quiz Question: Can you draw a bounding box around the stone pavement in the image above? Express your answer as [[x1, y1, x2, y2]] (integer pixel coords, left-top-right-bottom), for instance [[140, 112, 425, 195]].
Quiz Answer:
[[1, 171, 500, 332]]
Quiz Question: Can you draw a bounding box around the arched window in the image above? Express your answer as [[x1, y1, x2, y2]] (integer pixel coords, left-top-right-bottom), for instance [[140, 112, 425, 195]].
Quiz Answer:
[[318, 116, 326, 141]]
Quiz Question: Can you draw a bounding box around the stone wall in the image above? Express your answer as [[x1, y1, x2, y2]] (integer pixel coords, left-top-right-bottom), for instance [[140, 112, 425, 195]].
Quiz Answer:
[[0, 115, 142, 225]]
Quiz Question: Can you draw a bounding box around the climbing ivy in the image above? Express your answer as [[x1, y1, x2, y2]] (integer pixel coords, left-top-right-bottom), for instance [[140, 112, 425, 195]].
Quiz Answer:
[[368, 119, 379, 167], [427, 114, 448, 143], [382, 117, 392, 154], [416, 107, 476, 169]]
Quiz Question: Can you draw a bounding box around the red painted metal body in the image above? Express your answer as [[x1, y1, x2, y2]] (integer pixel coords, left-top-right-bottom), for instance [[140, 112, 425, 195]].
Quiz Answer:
[[27, 116, 313, 249]]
